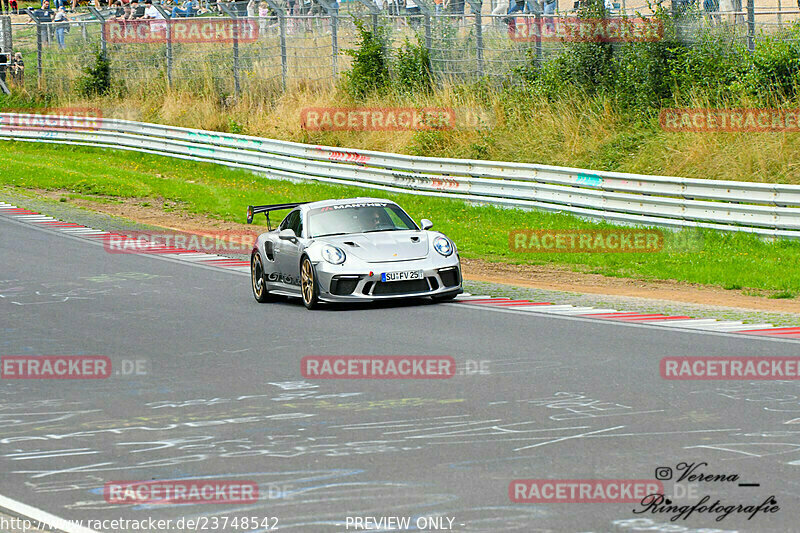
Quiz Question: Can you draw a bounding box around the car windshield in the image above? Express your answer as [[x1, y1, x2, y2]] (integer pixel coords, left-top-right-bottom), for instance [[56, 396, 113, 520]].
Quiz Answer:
[[308, 202, 418, 237]]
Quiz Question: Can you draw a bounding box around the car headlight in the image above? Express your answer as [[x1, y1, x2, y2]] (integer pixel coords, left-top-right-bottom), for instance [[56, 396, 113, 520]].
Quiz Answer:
[[321, 244, 346, 265], [433, 236, 453, 257]]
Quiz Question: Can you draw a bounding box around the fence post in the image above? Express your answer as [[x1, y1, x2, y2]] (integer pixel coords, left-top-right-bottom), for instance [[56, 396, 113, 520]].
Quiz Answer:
[[0, 16, 10, 94], [319, 0, 338, 80], [220, 4, 241, 97], [415, 0, 434, 51], [88, 6, 106, 54], [465, 0, 482, 78], [24, 9, 45, 89], [746, 0, 754, 52], [153, 5, 173, 90], [264, 0, 287, 91], [356, 0, 380, 34], [535, 13, 542, 66]]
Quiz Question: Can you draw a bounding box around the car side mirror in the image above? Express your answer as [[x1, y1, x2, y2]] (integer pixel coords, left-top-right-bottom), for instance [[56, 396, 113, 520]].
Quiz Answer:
[[420, 219, 433, 230], [278, 228, 296, 241]]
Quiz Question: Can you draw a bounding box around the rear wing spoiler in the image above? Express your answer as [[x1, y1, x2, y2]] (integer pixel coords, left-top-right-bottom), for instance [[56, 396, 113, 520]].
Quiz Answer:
[[246, 202, 307, 228]]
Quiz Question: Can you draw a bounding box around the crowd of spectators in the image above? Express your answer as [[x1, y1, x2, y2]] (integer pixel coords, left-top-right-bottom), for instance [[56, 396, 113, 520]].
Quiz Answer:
[[0, 51, 24, 87], [0, 0, 20, 15]]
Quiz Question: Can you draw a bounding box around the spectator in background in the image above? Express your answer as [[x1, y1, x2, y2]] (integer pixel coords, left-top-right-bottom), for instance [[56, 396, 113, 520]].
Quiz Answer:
[[491, 0, 509, 26], [11, 52, 24, 86], [0, 0, 9, 15], [9, 0, 19, 14], [130, 0, 145, 17], [172, 0, 197, 16], [405, 0, 420, 28], [33, 1, 54, 45], [53, 6, 69, 49], [704, 0, 718, 24]]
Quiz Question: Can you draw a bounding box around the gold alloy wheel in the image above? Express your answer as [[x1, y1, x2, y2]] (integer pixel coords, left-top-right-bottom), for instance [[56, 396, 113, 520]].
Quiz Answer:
[[301, 259, 314, 304], [251, 252, 268, 303]]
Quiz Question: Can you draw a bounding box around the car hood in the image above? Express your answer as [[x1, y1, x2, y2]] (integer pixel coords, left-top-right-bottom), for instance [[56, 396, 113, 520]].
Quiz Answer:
[[319, 231, 429, 263]]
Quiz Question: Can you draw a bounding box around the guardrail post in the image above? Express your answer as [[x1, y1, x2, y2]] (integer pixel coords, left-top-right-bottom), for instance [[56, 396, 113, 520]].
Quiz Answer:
[[264, 0, 287, 91], [319, 0, 338, 79], [746, 0, 754, 52], [465, 0, 482, 78], [220, 4, 241, 97], [88, 7, 106, 54], [153, 5, 173, 89]]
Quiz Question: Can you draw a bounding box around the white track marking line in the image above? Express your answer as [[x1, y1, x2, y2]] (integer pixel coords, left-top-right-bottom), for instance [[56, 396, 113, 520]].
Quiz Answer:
[[0, 493, 100, 533]]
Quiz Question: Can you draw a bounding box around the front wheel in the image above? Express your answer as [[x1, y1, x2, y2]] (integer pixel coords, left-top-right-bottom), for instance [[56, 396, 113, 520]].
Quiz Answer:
[[300, 256, 320, 310], [251, 250, 271, 303]]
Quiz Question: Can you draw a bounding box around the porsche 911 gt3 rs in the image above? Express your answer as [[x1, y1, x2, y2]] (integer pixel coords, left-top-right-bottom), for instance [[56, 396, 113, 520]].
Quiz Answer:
[[247, 198, 462, 309]]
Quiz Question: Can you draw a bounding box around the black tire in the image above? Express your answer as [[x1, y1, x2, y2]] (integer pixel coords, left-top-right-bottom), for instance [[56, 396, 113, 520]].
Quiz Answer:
[[432, 292, 458, 302], [300, 256, 320, 310], [251, 250, 271, 303]]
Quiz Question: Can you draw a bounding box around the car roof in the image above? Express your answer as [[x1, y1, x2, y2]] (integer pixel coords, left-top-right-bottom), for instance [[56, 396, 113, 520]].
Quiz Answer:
[[299, 198, 399, 212]]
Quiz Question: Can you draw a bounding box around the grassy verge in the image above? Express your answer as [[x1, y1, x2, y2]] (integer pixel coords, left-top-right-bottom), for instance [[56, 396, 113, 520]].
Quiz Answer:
[[2, 140, 799, 296]]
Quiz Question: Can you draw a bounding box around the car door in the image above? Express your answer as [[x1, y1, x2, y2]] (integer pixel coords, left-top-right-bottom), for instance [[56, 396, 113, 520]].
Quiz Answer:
[[275, 209, 303, 291]]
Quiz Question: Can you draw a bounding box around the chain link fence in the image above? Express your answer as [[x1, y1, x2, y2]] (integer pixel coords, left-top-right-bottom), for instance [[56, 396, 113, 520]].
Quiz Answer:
[[2, 1, 800, 96]]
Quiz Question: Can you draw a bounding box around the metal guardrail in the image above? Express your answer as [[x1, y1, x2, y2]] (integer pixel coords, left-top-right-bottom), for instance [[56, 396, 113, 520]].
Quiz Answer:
[[2, 113, 800, 238]]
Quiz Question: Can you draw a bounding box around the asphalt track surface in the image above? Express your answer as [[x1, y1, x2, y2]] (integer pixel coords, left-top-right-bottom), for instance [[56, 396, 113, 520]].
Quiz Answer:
[[1, 214, 800, 533]]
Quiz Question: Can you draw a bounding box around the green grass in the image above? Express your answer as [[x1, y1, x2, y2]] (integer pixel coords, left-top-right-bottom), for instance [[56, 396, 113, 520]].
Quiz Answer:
[[2, 140, 800, 296]]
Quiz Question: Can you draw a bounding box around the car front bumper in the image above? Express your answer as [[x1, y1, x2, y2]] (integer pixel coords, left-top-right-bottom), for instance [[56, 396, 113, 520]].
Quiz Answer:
[[313, 255, 462, 302]]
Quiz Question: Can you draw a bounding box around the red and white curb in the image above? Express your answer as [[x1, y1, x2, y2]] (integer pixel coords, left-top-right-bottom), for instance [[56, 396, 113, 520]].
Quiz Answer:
[[452, 294, 800, 340], [3, 201, 799, 340], [0, 202, 251, 273]]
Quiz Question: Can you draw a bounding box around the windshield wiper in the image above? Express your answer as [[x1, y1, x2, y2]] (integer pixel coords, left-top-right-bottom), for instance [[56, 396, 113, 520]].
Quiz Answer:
[[362, 228, 405, 234], [314, 232, 351, 238]]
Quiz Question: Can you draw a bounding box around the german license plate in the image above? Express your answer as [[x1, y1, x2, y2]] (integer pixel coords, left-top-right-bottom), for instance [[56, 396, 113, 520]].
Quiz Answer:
[[382, 270, 423, 282]]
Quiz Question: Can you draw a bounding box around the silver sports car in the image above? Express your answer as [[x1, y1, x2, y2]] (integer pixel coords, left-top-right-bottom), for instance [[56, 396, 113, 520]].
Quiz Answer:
[[246, 198, 462, 309]]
